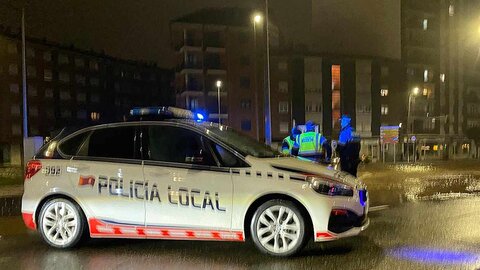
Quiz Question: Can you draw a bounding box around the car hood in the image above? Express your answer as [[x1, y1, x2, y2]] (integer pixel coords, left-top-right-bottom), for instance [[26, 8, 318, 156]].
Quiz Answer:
[[249, 156, 360, 188]]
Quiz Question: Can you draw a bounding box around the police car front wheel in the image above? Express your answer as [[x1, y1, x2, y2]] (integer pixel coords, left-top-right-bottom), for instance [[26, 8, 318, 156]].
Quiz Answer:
[[250, 200, 308, 256], [38, 198, 86, 249]]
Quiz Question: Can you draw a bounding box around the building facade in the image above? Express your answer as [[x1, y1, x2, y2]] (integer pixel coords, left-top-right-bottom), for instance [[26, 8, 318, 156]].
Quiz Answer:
[[0, 29, 173, 165], [171, 8, 281, 141]]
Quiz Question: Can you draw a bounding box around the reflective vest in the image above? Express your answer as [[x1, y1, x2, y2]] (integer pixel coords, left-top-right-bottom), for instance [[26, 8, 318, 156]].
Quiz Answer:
[[296, 131, 324, 156], [282, 136, 295, 154]]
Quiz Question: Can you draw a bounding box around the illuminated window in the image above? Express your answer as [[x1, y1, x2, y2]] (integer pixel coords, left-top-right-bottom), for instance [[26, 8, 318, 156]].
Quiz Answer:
[[449, 5, 454, 16], [332, 65, 341, 90], [90, 112, 100, 121], [423, 69, 429, 82], [381, 104, 389, 115], [331, 65, 341, 130], [381, 89, 389, 96], [422, 19, 428, 30], [440, 73, 445, 83]]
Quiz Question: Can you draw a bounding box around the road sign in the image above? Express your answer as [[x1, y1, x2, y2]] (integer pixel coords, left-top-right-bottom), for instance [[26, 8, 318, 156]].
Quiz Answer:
[[380, 126, 399, 144], [411, 135, 416, 142]]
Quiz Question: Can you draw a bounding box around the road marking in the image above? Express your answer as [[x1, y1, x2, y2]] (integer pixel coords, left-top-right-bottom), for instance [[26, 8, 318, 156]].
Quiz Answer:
[[369, 205, 390, 212]]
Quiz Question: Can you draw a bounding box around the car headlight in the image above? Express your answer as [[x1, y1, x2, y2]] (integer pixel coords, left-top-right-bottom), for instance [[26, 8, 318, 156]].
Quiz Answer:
[[307, 176, 354, 197]]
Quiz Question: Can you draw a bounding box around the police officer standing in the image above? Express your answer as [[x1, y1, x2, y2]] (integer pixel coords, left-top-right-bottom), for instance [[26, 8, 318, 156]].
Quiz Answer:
[[281, 127, 301, 156], [337, 115, 361, 176], [296, 121, 331, 163]]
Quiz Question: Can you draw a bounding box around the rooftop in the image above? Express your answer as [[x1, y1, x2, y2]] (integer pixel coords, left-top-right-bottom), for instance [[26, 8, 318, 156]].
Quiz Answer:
[[172, 7, 255, 27]]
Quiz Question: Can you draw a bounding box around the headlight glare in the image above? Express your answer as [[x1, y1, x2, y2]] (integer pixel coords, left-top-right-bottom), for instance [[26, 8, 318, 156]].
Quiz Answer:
[[307, 176, 354, 196]]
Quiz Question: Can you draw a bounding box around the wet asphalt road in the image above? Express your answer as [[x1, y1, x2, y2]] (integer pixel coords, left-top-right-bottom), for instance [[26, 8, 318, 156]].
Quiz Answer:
[[1, 162, 480, 270]]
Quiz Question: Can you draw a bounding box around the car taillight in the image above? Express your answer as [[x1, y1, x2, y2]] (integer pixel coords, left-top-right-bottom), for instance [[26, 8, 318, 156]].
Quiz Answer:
[[25, 160, 42, 181]]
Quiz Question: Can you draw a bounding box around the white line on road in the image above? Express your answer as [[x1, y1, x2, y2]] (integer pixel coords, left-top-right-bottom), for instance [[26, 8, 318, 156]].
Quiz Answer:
[[369, 205, 390, 212]]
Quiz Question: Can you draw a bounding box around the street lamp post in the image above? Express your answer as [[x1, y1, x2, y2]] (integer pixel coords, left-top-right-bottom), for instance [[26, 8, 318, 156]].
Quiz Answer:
[[216, 80, 222, 125], [253, 13, 262, 141], [407, 87, 419, 162], [264, 0, 272, 145]]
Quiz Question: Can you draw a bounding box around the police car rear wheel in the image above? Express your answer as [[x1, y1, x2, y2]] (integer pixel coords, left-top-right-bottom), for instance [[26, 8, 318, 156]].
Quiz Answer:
[[251, 200, 307, 256], [39, 198, 85, 249]]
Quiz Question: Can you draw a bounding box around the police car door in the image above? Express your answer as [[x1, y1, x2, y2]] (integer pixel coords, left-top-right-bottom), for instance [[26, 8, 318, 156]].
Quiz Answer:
[[142, 124, 233, 235], [67, 125, 145, 233]]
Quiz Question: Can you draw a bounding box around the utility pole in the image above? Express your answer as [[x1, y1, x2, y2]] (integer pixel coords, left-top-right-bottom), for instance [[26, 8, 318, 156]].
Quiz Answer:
[[264, 0, 272, 145], [22, 7, 28, 139]]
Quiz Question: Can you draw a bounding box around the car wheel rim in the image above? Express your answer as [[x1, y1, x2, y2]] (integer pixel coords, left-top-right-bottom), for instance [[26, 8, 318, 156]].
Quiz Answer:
[[256, 205, 301, 254], [42, 201, 78, 246]]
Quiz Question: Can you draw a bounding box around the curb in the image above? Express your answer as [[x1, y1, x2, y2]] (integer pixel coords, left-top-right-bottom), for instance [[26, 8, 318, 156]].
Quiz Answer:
[[0, 196, 22, 217]]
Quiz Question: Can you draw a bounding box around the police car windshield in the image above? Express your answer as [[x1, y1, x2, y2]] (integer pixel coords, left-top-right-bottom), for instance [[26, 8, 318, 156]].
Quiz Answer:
[[206, 126, 280, 158]]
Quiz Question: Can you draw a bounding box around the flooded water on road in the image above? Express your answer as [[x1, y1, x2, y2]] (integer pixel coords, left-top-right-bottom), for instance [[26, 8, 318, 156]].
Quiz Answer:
[[359, 162, 480, 207]]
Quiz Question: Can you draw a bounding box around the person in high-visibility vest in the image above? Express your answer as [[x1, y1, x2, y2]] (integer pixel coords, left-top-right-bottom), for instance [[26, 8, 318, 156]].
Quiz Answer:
[[281, 127, 301, 155], [296, 121, 331, 162], [337, 114, 361, 176]]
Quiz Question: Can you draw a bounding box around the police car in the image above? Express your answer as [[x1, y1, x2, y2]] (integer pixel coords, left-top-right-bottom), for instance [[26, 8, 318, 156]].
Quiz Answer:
[[21, 107, 369, 257]]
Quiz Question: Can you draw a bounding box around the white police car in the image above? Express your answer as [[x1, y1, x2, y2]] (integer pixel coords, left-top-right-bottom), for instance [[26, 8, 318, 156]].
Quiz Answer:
[[21, 107, 369, 256]]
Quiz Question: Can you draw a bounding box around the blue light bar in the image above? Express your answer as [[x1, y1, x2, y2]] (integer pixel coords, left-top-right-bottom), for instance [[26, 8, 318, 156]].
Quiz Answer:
[[129, 106, 196, 120], [129, 107, 170, 116]]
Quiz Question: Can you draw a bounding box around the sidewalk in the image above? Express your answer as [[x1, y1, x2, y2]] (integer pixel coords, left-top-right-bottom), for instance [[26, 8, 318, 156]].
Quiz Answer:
[[0, 185, 23, 217]]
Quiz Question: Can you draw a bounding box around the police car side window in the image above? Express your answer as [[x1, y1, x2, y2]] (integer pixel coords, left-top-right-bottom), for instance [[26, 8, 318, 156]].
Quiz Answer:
[[58, 132, 89, 156], [79, 126, 138, 159], [147, 126, 216, 166], [212, 144, 245, 167]]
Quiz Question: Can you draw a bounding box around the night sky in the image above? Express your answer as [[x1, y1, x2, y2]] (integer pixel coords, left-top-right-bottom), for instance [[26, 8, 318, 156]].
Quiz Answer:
[[0, 0, 311, 67]]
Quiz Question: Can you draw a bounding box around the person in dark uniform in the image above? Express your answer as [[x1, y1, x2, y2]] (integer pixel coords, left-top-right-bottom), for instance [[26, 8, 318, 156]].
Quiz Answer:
[[337, 115, 361, 176]]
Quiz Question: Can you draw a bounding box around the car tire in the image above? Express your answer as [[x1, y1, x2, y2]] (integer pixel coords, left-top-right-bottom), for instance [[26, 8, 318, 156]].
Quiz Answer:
[[38, 198, 86, 249], [250, 199, 308, 257]]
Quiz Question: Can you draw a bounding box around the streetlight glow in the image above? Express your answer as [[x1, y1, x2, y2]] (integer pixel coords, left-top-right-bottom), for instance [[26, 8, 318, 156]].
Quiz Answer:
[[253, 14, 262, 23], [412, 87, 420, 95], [216, 80, 222, 88]]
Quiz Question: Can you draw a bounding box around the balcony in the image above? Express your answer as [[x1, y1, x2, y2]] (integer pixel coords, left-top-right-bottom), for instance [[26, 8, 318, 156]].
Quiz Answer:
[[205, 61, 226, 75], [175, 38, 202, 52], [176, 62, 203, 74]]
